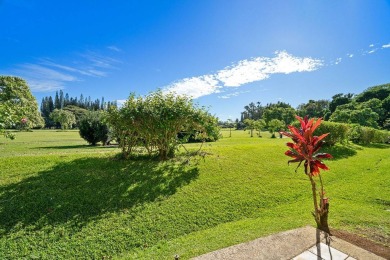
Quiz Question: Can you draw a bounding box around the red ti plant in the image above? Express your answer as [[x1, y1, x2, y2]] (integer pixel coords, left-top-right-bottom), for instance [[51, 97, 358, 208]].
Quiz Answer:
[[280, 116, 332, 233]]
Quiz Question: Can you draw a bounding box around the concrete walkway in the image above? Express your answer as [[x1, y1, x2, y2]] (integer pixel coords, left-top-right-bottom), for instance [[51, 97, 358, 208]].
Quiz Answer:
[[192, 226, 385, 260]]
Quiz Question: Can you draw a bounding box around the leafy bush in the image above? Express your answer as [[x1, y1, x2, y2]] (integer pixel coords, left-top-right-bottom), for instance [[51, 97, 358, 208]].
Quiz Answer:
[[348, 124, 389, 144], [79, 111, 109, 145], [107, 91, 220, 160], [293, 120, 349, 146]]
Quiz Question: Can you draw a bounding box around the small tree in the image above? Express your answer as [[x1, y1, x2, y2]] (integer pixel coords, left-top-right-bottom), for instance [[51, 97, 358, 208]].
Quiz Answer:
[[254, 119, 266, 137], [268, 119, 284, 138], [244, 119, 256, 137], [281, 116, 332, 233], [50, 109, 76, 130], [227, 119, 235, 137], [79, 111, 109, 145]]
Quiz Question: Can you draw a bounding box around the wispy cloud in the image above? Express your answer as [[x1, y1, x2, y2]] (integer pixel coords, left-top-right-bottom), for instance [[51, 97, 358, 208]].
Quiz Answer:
[[369, 44, 374, 47], [107, 45, 122, 52], [81, 51, 121, 69], [382, 43, 390, 48], [164, 51, 323, 99], [347, 53, 354, 58], [7, 50, 121, 92], [218, 90, 250, 99], [334, 58, 342, 64], [12, 63, 79, 92]]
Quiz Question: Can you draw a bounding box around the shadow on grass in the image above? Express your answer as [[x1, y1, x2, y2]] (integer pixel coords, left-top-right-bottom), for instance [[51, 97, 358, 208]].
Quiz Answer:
[[360, 143, 390, 149], [33, 144, 119, 150], [0, 157, 198, 234], [321, 144, 358, 160]]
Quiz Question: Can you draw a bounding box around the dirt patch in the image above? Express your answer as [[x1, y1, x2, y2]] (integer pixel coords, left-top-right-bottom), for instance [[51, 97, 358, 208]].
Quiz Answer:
[[331, 229, 390, 259]]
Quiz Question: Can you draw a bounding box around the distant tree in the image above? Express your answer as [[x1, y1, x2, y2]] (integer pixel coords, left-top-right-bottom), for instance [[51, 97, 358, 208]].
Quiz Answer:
[[54, 91, 60, 109], [254, 119, 266, 137], [354, 83, 390, 102], [50, 109, 76, 130], [244, 119, 256, 137], [63, 105, 88, 127], [330, 107, 379, 128], [329, 93, 353, 113], [297, 99, 330, 118], [226, 119, 235, 137], [263, 106, 295, 125], [268, 119, 284, 138]]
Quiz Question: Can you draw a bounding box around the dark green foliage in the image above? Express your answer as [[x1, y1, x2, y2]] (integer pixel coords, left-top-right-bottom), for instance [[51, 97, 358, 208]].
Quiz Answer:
[[40, 92, 116, 128], [296, 99, 330, 118], [79, 111, 109, 145], [329, 93, 354, 113], [354, 83, 390, 102]]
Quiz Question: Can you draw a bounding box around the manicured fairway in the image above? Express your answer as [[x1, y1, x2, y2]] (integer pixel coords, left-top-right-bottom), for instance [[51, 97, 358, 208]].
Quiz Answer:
[[0, 130, 389, 259]]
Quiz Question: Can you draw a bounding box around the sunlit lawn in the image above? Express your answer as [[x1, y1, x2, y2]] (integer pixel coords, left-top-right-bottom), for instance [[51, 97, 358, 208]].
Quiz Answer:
[[0, 129, 389, 259]]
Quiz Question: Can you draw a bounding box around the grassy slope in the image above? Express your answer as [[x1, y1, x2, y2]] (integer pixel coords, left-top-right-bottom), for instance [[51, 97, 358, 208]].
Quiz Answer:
[[0, 130, 389, 259]]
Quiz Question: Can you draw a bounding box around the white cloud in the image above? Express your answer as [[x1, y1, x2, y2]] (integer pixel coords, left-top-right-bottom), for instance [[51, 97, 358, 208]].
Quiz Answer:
[[27, 79, 65, 92], [348, 54, 354, 58], [369, 44, 374, 47], [5, 49, 122, 92], [107, 46, 121, 52], [368, 49, 376, 54], [12, 64, 78, 92], [18, 64, 78, 82], [218, 90, 250, 99], [81, 51, 121, 69], [164, 75, 221, 98], [163, 51, 323, 99], [382, 43, 390, 48], [335, 58, 342, 64]]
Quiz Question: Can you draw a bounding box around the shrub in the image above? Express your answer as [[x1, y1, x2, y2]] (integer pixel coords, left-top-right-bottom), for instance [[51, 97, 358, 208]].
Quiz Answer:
[[79, 111, 109, 145], [348, 124, 389, 144], [293, 120, 349, 146], [106, 91, 220, 160]]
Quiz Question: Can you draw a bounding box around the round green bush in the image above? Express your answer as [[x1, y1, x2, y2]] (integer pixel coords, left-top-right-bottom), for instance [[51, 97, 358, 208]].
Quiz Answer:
[[79, 111, 109, 145]]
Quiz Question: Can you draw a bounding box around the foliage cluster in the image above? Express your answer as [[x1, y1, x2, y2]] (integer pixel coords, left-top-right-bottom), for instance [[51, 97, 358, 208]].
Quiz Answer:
[[348, 124, 389, 145], [40, 90, 117, 128], [0, 76, 44, 131], [234, 83, 390, 133], [49, 109, 76, 130], [78, 111, 109, 145], [107, 91, 220, 160]]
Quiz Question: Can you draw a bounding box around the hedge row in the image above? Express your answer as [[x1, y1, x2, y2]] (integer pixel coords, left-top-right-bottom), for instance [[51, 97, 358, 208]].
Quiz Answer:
[[292, 120, 389, 146]]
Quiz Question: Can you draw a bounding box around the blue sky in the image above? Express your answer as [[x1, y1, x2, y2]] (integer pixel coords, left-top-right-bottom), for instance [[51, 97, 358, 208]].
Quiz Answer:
[[1, 0, 390, 120]]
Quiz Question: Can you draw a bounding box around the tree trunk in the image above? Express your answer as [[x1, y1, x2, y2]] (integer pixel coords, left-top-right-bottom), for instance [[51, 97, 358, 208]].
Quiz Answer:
[[318, 200, 330, 234]]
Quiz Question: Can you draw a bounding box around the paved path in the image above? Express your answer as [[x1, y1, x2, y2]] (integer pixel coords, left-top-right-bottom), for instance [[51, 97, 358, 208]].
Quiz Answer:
[[192, 226, 385, 260]]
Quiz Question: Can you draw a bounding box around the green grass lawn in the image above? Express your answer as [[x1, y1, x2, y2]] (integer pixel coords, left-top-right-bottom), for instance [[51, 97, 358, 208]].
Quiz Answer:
[[0, 129, 389, 259]]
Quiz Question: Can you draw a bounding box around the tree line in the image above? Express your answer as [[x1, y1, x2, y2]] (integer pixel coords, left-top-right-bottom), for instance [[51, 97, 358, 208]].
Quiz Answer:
[[228, 83, 390, 131], [40, 90, 117, 128]]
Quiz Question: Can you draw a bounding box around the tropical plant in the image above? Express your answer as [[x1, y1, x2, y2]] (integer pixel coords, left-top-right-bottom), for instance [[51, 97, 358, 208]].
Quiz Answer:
[[280, 116, 333, 233]]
